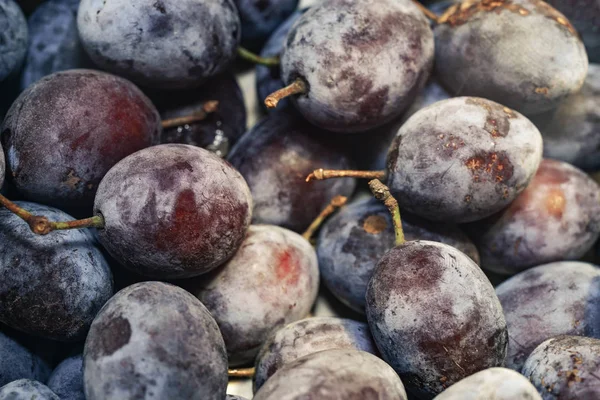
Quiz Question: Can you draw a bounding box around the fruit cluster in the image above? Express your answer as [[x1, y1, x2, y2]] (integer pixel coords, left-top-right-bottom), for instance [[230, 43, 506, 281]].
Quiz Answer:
[[0, 0, 599, 399]]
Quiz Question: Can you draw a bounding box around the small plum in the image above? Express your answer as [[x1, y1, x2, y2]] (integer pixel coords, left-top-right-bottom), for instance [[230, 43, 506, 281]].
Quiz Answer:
[[0, 379, 59, 400], [47, 355, 84, 400], [0, 330, 50, 387], [234, 0, 299, 50], [0, 0, 28, 83]]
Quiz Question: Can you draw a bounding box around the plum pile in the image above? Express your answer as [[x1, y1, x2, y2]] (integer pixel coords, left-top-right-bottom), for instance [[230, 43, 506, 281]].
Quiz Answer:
[[0, 0, 598, 399]]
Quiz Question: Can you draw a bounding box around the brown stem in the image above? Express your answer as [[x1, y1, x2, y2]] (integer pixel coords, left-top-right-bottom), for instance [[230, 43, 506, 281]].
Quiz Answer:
[[228, 367, 255, 378], [237, 47, 280, 66], [265, 79, 307, 109], [161, 100, 219, 129], [306, 169, 385, 182], [413, 0, 439, 23], [302, 195, 348, 241], [368, 179, 405, 246], [0, 193, 104, 235]]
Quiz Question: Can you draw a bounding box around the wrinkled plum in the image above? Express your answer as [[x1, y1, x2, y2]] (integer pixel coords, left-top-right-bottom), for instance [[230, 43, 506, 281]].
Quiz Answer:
[[496, 261, 600, 371], [185, 225, 319, 366], [467, 159, 600, 275], [435, 0, 588, 116], [279, 0, 434, 132], [0, 380, 58, 400], [1, 69, 161, 212], [235, 0, 298, 50], [94, 144, 252, 279], [523, 335, 600, 400], [254, 349, 408, 400], [77, 0, 241, 89], [318, 197, 480, 313], [387, 97, 543, 223], [47, 355, 84, 400], [530, 64, 600, 171], [20, 1, 92, 90], [228, 111, 355, 233], [366, 240, 508, 398], [254, 317, 377, 391], [0, 0, 27, 83], [433, 368, 541, 400], [84, 282, 228, 400], [0, 202, 113, 341], [0, 330, 50, 387]]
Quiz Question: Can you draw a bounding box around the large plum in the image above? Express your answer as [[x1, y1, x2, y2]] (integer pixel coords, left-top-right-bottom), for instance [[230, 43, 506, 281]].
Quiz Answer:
[[0, 330, 50, 387], [0, 0, 28, 83], [496, 261, 600, 371]]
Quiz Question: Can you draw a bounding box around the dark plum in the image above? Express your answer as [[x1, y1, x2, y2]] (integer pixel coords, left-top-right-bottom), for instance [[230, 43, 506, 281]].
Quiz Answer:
[[228, 111, 355, 233], [253, 317, 377, 391], [467, 159, 600, 275], [433, 368, 541, 399], [20, 1, 93, 90], [235, 0, 298, 51], [150, 73, 246, 157], [0, 202, 113, 341], [0, 330, 51, 386], [1, 69, 161, 212], [530, 64, 600, 171], [254, 349, 408, 400], [0, 380, 59, 400], [83, 282, 228, 400], [435, 0, 588, 116], [272, 0, 434, 132], [496, 261, 600, 371], [366, 240, 508, 398], [0, 0, 28, 83], [318, 197, 480, 313], [94, 144, 252, 279], [185, 224, 319, 366], [523, 335, 600, 399], [77, 0, 241, 89], [47, 355, 84, 400]]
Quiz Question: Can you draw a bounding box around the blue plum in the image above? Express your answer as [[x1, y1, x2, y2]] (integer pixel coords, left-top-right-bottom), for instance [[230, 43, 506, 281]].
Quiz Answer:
[[0, 380, 58, 400], [0, 330, 50, 387], [47, 355, 84, 400], [0, 0, 28, 83], [235, 0, 298, 50]]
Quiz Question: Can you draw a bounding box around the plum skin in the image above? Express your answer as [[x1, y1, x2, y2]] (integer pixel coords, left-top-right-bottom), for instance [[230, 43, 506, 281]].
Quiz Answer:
[[83, 282, 228, 400], [94, 144, 253, 279], [0, 0, 28, 83], [0, 330, 51, 387], [47, 355, 84, 400], [387, 96, 543, 223], [366, 240, 508, 398], [0, 379, 59, 400], [234, 0, 299, 50]]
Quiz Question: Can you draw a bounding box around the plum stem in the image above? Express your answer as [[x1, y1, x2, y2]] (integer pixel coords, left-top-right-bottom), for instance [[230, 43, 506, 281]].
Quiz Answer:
[[302, 195, 348, 241], [368, 179, 405, 246], [228, 367, 255, 378], [0, 193, 105, 235], [237, 47, 280, 67], [305, 169, 385, 182], [265, 79, 307, 109], [161, 100, 219, 129], [413, 0, 439, 23]]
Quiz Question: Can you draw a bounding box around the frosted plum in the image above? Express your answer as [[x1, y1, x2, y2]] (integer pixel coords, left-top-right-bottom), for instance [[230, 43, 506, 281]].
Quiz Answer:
[[0, 380, 59, 400]]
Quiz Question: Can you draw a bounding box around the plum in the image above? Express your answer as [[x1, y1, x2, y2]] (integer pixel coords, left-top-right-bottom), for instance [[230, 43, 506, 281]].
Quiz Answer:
[[83, 281, 228, 400], [234, 0, 299, 50], [0, 143, 4, 188], [77, 0, 241, 89], [387, 97, 543, 222], [254, 349, 408, 399], [227, 111, 355, 233], [94, 144, 252, 279], [253, 317, 377, 391], [0, 380, 59, 400], [0, 0, 28, 83], [1, 69, 161, 212], [435, 0, 588, 116], [276, 0, 434, 132], [0, 330, 50, 387], [467, 159, 600, 275], [47, 355, 84, 400], [433, 368, 541, 400], [522, 335, 600, 400], [366, 240, 508, 398], [496, 261, 600, 371], [530, 64, 600, 172], [185, 224, 319, 366], [0, 202, 113, 341], [318, 197, 480, 313]]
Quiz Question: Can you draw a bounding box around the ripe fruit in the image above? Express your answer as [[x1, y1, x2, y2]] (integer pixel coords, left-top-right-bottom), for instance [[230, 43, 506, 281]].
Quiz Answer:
[[1, 70, 161, 212], [77, 0, 241, 89], [0, 379, 59, 400], [496, 261, 600, 371], [0, 0, 28, 83], [94, 144, 252, 278], [0, 330, 50, 386], [234, 0, 299, 50], [254, 349, 408, 400], [253, 317, 377, 391], [435, 0, 588, 115], [271, 0, 434, 132], [47, 354, 84, 400], [467, 159, 600, 275], [0, 202, 113, 341], [84, 282, 228, 400]]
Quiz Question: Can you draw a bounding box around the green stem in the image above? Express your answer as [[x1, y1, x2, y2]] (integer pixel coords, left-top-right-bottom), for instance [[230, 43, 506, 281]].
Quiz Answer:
[[368, 179, 405, 246], [237, 47, 280, 67]]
